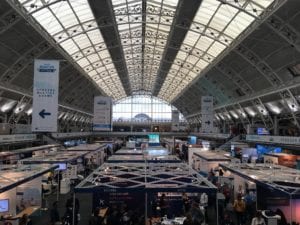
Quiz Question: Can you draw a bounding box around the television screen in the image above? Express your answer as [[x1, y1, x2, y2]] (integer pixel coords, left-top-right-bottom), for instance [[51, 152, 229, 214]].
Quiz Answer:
[[188, 136, 197, 145], [148, 134, 160, 143], [257, 128, 269, 135], [54, 163, 67, 171], [0, 199, 9, 213]]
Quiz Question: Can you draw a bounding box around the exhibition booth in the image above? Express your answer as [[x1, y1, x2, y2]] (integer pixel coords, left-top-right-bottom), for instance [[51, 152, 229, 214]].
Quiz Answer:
[[263, 153, 300, 168], [0, 144, 61, 164], [190, 150, 231, 176], [107, 154, 180, 163], [21, 151, 91, 194], [0, 164, 57, 225], [66, 143, 107, 166], [220, 163, 300, 224], [75, 162, 218, 225]]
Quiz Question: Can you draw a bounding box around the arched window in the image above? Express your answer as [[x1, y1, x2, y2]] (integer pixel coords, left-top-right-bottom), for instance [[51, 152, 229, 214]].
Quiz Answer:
[[113, 95, 185, 122]]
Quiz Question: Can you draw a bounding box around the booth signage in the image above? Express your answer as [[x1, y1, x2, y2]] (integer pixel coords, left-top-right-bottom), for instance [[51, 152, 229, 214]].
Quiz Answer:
[[201, 96, 214, 133], [246, 135, 300, 145], [171, 110, 180, 131], [93, 96, 112, 131], [32, 59, 59, 132]]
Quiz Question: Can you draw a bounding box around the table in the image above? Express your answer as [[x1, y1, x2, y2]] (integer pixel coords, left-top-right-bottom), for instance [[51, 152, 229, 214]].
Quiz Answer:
[[14, 206, 40, 218], [98, 207, 108, 218]]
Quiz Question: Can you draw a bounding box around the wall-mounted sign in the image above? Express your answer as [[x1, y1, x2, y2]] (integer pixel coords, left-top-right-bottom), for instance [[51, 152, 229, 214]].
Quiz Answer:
[[32, 59, 59, 132], [201, 96, 214, 133]]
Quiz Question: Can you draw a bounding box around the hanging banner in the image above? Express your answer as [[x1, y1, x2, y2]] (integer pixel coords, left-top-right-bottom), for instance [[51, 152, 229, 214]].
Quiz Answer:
[[93, 96, 112, 131], [201, 96, 214, 133], [171, 110, 179, 131], [32, 59, 59, 132]]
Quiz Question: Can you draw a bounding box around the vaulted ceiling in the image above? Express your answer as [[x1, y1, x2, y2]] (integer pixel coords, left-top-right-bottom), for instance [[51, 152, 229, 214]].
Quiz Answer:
[[2, 0, 300, 121]]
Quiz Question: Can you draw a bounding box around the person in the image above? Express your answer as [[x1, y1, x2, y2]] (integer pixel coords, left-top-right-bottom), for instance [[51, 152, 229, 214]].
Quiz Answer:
[[219, 168, 224, 176], [251, 211, 266, 225], [159, 193, 167, 217], [50, 201, 60, 225], [182, 193, 190, 214], [183, 213, 193, 225], [190, 201, 204, 225], [200, 192, 208, 223], [19, 214, 31, 225], [65, 194, 80, 225], [89, 207, 101, 225], [244, 190, 255, 220], [233, 194, 246, 225]]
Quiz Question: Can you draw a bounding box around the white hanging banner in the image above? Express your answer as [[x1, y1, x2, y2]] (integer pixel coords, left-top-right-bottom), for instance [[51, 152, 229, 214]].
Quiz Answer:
[[32, 59, 59, 132], [201, 96, 214, 133], [93, 96, 112, 131], [171, 110, 180, 131]]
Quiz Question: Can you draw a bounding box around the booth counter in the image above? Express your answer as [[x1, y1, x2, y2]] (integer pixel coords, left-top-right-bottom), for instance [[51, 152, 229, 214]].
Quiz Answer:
[[107, 154, 180, 163], [264, 153, 300, 168], [75, 162, 218, 225], [0, 164, 57, 225], [220, 163, 300, 224]]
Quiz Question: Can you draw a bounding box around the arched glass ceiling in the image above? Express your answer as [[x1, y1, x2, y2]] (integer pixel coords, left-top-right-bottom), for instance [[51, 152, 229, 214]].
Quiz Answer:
[[16, 0, 127, 100], [111, 0, 179, 92], [158, 0, 276, 102], [13, 0, 277, 103]]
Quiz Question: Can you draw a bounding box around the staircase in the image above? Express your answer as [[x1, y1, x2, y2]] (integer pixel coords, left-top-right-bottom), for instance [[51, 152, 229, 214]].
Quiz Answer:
[[218, 135, 241, 151]]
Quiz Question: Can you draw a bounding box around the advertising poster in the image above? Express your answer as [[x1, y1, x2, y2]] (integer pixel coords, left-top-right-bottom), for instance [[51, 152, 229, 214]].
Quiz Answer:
[[93, 96, 112, 131], [32, 59, 59, 132], [201, 96, 214, 133]]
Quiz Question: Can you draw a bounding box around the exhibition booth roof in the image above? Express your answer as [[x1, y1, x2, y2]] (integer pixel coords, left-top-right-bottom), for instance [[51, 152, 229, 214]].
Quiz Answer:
[[194, 150, 231, 162], [0, 164, 57, 193], [115, 148, 169, 156], [75, 162, 216, 193], [107, 155, 180, 163], [66, 143, 107, 151], [0, 144, 61, 158], [220, 163, 300, 198], [21, 151, 90, 164]]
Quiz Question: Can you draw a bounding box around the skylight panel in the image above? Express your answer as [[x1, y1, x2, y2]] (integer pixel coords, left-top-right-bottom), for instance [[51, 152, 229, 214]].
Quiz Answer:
[[15, 0, 127, 100], [158, 0, 276, 102]]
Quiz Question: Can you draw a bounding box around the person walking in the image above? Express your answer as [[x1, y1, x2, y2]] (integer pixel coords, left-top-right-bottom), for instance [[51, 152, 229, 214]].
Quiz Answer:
[[233, 194, 246, 225], [50, 201, 60, 225]]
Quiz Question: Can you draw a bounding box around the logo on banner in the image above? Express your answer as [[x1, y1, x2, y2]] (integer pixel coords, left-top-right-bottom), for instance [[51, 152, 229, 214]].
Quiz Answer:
[[97, 100, 107, 105], [37, 63, 56, 73]]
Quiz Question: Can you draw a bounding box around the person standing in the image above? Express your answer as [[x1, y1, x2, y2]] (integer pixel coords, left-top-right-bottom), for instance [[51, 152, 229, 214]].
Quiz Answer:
[[251, 211, 266, 225], [233, 194, 246, 225], [50, 201, 60, 225]]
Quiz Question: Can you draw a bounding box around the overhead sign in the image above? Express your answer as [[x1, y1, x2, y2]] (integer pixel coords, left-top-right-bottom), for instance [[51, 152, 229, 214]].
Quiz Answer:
[[32, 59, 59, 132], [201, 96, 214, 133], [93, 96, 112, 131]]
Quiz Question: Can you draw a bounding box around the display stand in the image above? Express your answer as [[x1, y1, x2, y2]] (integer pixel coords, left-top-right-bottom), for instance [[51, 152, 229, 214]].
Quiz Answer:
[[262, 210, 281, 225]]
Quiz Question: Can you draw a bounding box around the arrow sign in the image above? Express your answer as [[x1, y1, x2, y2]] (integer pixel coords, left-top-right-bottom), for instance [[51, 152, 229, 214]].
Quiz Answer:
[[39, 109, 51, 119], [205, 121, 211, 125]]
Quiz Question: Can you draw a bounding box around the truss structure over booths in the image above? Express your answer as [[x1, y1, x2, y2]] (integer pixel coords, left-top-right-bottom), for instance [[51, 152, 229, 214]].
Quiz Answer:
[[220, 163, 300, 198], [75, 162, 216, 193], [107, 154, 180, 163]]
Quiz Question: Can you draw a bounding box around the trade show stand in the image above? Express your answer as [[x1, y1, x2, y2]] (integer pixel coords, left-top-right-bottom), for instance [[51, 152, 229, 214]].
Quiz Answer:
[[75, 162, 218, 225], [66, 143, 107, 166], [0, 164, 57, 225], [191, 150, 231, 176], [264, 153, 300, 168], [21, 151, 90, 194], [107, 154, 180, 163], [220, 163, 300, 224], [0, 144, 61, 164]]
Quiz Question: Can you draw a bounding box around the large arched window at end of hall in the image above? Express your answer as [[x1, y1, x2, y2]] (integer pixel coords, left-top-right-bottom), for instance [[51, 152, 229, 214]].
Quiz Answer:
[[113, 95, 186, 123]]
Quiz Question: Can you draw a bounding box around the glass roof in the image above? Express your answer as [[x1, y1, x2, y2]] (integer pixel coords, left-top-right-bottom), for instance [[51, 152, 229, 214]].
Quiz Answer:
[[14, 0, 276, 102], [111, 0, 179, 92], [17, 0, 126, 100], [158, 0, 275, 102]]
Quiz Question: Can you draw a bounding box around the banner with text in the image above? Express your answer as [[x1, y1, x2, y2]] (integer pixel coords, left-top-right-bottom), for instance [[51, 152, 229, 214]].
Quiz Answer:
[[93, 96, 112, 131], [171, 110, 180, 131], [201, 96, 214, 133], [32, 59, 59, 132]]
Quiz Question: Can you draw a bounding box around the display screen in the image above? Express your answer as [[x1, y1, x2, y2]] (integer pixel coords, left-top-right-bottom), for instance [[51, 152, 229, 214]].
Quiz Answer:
[[0, 199, 9, 213], [188, 136, 197, 145], [148, 134, 160, 143], [54, 163, 67, 170], [257, 128, 269, 135], [256, 145, 282, 156]]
